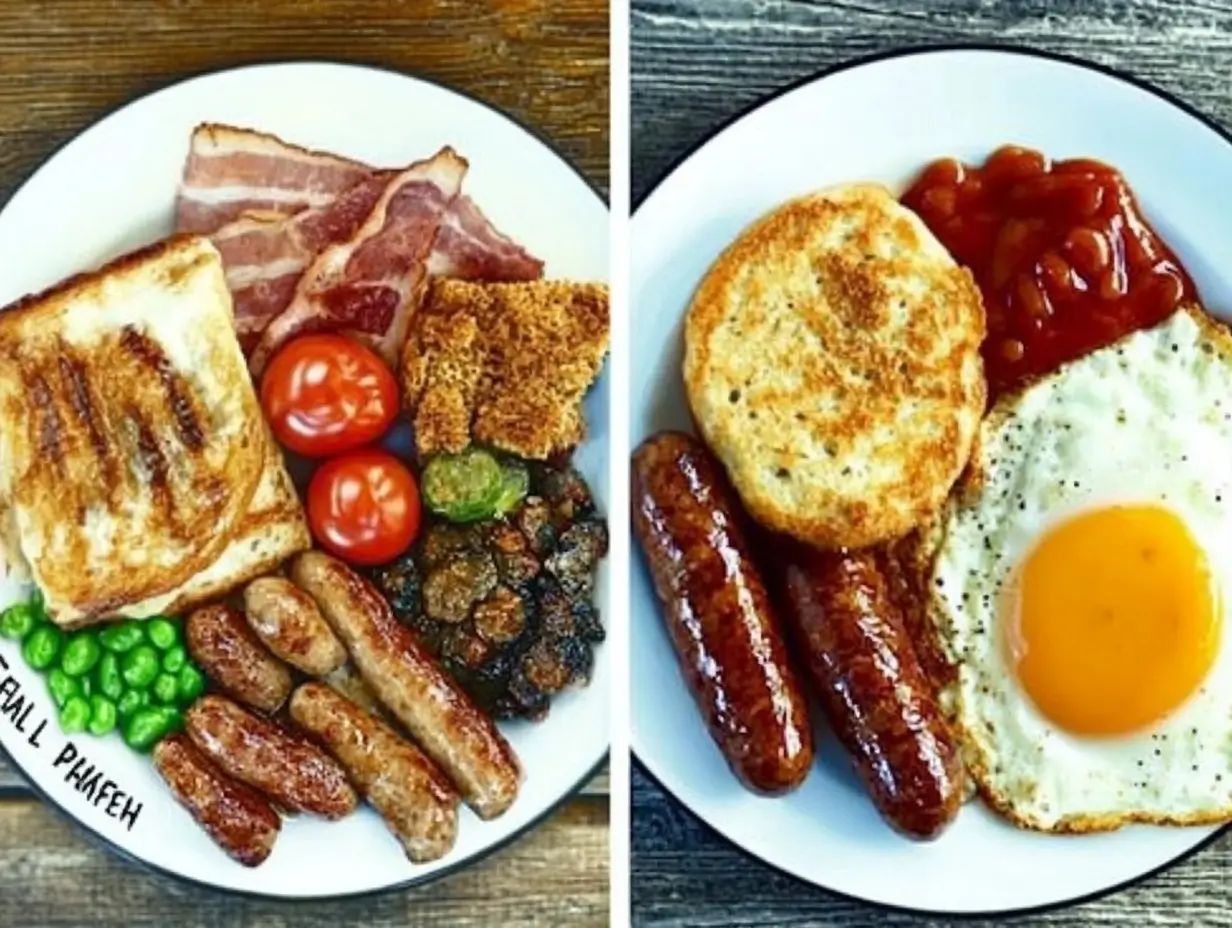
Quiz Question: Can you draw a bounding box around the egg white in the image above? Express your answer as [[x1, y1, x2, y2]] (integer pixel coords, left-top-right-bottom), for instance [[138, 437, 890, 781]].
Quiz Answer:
[[928, 306, 1232, 831]]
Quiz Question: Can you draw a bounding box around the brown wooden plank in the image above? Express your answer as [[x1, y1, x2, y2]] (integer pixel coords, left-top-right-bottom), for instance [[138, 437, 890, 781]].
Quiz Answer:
[[0, 0, 608, 206], [0, 795, 607, 926], [632, 0, 1232, 202]]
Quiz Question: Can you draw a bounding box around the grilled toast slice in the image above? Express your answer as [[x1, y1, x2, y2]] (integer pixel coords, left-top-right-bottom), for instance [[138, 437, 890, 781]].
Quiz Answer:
[[0, 235, 304, 625]]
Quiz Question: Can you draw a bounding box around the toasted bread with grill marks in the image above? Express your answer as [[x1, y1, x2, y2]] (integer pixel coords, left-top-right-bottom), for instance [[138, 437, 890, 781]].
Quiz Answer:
[[0, 235, 306, 625], [402, 279, 608, 460]]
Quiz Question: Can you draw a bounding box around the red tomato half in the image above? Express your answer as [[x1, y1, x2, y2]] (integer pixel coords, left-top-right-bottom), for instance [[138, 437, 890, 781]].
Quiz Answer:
[[261, 334, 398, 458], [307, 450, 422, 566]]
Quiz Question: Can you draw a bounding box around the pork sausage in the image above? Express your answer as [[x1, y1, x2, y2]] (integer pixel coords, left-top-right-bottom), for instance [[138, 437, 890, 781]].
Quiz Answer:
[[291, 551, 522, 819], [185, 694, 358, 819], [777, 546, 964, 839], [243, 577, 347, 676], [185, 603, 292, 714], [153, 733, 281, 867], [630, 431, 814, 794], [290, 682, 460, 862]]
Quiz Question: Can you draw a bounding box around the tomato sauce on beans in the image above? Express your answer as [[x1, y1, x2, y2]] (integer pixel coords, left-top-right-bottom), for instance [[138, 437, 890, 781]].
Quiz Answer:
[[901, 145, 1198, 400]]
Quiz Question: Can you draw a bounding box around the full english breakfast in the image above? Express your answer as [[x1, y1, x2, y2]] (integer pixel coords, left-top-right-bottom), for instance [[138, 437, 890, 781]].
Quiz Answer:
[[0, 122, 608, 868], [634, 144, 1230, 839]]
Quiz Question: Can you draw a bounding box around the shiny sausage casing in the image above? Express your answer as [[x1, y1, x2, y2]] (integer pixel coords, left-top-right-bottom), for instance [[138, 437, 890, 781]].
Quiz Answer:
[[185, 603, 293, 713], [631, 431, 814, 794], [153, 733, 281, 867], [243, 577, 347, 676], [291, 551, 522, 819], [185, 694, 359, 819], [778, 546, 964, 839], [291, 682, 460, 862]]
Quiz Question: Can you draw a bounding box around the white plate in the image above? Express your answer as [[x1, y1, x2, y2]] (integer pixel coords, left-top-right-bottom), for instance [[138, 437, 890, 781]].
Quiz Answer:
[[0, 61, 609, 899], [630, 46, 1232, 916]]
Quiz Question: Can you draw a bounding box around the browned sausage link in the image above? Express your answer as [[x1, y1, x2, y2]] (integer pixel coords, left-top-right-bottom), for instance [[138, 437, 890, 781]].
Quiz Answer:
[[291, 682, 460, 863], [630, 431, 814, 794], [778, 546, 964, 839], [243, 577, 347, 676], [185, 694, 359, 819], [291, 551, 522, 819], [152, 733, 281, 867], [185, 604, 293, 713]]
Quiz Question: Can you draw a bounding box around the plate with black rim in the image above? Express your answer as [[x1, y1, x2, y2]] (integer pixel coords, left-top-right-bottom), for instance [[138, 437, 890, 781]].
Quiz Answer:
[[0, 60, 609, 899], [630, 45, 1232, 916]]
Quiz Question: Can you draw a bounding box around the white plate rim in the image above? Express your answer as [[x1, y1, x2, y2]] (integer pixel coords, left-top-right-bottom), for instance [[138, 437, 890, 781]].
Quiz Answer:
[[631, 42, 1232, 919], [0, 58, 609, 902]]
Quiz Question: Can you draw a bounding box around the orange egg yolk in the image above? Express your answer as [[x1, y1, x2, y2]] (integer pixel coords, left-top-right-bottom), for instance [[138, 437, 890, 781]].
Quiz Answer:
[[1008, 504, 1220, 736]]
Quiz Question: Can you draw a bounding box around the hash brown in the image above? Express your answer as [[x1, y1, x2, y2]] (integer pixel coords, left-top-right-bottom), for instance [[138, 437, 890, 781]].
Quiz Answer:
[[683, 183, 986, 549], [403, 279, 609, 460]]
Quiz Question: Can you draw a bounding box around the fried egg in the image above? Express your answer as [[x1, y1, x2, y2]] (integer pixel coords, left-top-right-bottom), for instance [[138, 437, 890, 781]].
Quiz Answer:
[[926, 305, 1232, 832]]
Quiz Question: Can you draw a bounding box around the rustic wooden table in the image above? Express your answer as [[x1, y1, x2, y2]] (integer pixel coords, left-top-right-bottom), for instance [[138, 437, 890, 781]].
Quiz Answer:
[[631, 2, 1232, 926], [0, 2, 609, 926]]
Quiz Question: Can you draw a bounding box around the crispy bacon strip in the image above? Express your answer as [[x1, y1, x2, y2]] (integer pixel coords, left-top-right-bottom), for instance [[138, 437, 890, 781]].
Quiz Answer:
[[210, 174, 392, 353], [176, 124, 370, 233], [178, 123, 542, 280], [248, 148, 468, 374]]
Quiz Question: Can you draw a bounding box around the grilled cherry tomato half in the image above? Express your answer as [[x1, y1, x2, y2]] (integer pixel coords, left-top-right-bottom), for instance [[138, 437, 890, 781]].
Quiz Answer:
[[307, 450, 422, 565], [260, 335, 398, 458]]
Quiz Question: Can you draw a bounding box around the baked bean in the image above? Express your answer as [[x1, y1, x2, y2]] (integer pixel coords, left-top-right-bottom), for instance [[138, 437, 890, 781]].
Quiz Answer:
[[902, 145, 1197, 400]]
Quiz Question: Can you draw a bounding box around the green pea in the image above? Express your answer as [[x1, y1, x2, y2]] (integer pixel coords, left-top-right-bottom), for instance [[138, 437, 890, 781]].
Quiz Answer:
[[79, 673, 93, 699], [59, 696, 91, 734], [0, 603, 37, 640], [29, 588, 44, 616], [151, 673, 179, 706], [146, 617, 179, 651], [177, 663, 206, 705], [120, 645, 159, 689], [87, 695, 117, 737], [116, 689, 147, 721], [60, 633, 101, 677], [21, 625, 63, 671], [161, 645, 187, 674], [46, 668, 79, 708], [122, 705, 177, 752], [98, 621, 145, 654], [94, 652, 123, 701]]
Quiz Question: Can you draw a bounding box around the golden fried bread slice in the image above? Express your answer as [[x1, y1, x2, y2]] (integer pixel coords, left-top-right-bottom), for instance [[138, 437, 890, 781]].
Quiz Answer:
[[684, 183, 986, 549], [0, 236, 272, 625], [403, 279, 608, 460]]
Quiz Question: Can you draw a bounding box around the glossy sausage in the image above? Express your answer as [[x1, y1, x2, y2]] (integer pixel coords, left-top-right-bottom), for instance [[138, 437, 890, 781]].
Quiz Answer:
[[185, 694, 358, 820], [152, 733, 281, 867], [290, 682, 460, 862], [243, 577, 347, 676], [777, 546, 964, 839], [630, 431, 814, 794], [291, 551, 522, 819], [185, 603, 293, 714]]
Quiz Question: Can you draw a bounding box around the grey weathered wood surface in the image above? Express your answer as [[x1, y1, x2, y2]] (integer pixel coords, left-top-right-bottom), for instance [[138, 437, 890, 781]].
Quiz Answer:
[[631, 1, 1232, 926], [0, 1, 609, 925]]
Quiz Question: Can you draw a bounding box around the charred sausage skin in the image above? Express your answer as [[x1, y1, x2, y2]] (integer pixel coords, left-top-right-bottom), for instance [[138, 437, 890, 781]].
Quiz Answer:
[[153, 733, 281, 867], [778, 546, 964, 839], [185, 603, 293, 714], [631, 431, 814, 794], [185, 694, 358, 820], [291, 682, 460, 863]]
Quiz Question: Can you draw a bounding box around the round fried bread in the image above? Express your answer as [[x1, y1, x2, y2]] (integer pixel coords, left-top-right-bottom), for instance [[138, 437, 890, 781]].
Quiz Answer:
[[683, 183, 986, 549]]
